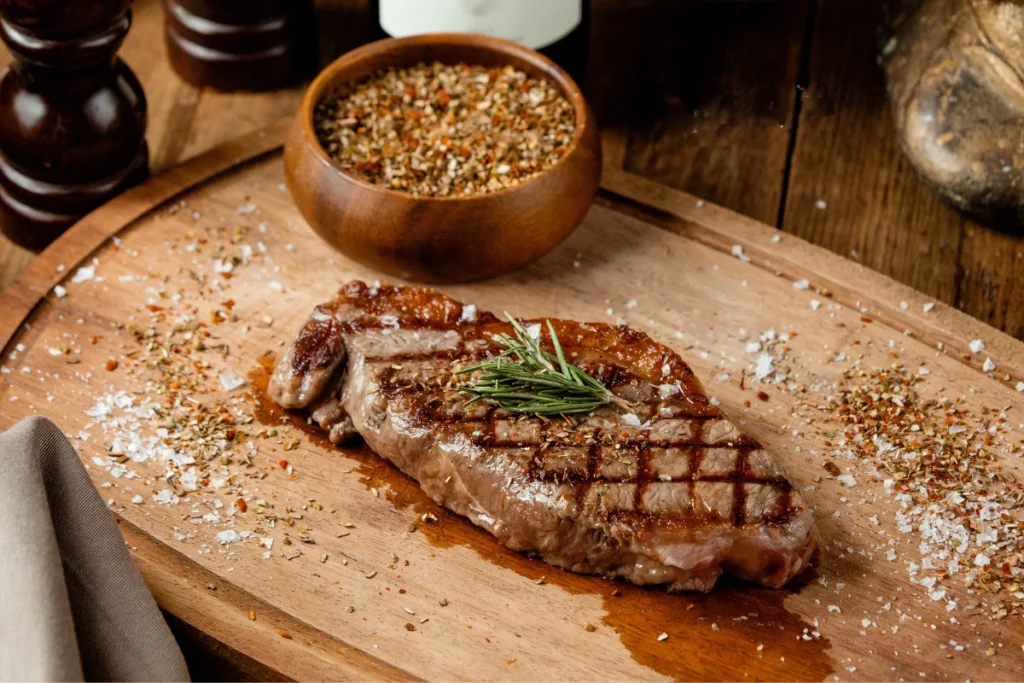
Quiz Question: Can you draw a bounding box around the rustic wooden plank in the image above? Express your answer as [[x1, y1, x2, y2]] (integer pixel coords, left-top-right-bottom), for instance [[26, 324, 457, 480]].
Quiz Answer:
[[599, 0, 810, 225], [957, 226, 1024, 341], [783, 0, 1024, 341], [1, 124, 1022, 680], [781, 0, 965, 307]]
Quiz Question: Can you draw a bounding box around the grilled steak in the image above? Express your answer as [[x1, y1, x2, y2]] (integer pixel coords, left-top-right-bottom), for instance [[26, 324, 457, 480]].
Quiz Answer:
[[269, 281, 818, 591]]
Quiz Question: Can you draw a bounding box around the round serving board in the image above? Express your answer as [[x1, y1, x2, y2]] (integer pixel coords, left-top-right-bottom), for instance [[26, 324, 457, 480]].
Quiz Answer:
[[1, 121, 1022, 681]]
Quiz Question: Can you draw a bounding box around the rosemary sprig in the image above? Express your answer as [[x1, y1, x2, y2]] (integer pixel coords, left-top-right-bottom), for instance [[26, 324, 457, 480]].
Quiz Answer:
[[455, 313, 631, 416]]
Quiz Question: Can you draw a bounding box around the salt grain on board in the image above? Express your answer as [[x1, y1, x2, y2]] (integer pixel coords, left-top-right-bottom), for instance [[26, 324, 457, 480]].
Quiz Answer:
[[754, 354, 774, 381], [219, 370, 246, 391], [731, 245, 751, 263], [70, 265, 95, 284]]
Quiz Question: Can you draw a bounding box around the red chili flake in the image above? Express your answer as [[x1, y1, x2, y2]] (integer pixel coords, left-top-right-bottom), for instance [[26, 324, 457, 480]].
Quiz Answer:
[[223, 299, 235, 311], [756, 391, 769, 402], [247, 611, 256, 621], [145, 304, 164, 312], [823, 461, 840, 476], [860, 316, 873, 323], [236, 498, 247, 513], [278, 459, 289, 469], [743, 400, 751, 408], [277, 629, 292, 639], [398, 588, 406, 594], [104, 359, 118, 371]]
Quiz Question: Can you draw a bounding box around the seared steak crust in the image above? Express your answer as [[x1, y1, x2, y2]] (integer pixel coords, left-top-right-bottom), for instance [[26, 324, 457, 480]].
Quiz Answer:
[[269, 281, 818, 591]]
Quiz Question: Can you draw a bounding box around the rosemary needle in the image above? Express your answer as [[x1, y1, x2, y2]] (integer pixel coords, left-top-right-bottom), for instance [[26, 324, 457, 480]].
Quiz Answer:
[[455, 313, 631, 417]]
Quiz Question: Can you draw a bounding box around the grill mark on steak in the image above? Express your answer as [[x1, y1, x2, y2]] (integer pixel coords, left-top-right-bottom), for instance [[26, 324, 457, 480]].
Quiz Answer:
[[733, 449, 749, 527], [371, 338, 798, 530], [269, 281, 819, 591]]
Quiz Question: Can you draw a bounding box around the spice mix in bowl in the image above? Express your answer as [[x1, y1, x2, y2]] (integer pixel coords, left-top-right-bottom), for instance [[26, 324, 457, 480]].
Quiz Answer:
[[313, 62, 578, 198], [284, 33, 601, 283]]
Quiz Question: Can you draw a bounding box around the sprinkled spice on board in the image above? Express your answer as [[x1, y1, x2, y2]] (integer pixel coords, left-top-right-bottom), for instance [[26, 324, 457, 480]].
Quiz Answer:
[[313, 62, 576, 197], [825, 364, 1024, 619]]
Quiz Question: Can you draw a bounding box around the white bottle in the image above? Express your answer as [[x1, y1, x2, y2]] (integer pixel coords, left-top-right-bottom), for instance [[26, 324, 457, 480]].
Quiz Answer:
[[378, 0, 583, 51]]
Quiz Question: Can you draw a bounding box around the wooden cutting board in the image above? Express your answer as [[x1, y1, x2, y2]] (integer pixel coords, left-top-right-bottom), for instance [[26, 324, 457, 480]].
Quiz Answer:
[[1, 120, 1022, 681]]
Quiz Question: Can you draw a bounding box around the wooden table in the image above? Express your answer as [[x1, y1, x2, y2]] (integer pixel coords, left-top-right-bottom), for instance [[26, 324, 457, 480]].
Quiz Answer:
[[2, 3, 1024, 680], [1, 0, 1021, 340]]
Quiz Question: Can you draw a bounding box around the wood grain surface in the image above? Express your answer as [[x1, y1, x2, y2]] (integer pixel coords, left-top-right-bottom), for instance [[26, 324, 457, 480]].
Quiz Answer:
[[1, 121, 1022, 681], [0, 0, 1021, 339]]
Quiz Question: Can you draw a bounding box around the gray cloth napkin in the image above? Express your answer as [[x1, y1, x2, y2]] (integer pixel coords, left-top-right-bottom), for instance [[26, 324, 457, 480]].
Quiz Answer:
[[0, 416, 189, 682]]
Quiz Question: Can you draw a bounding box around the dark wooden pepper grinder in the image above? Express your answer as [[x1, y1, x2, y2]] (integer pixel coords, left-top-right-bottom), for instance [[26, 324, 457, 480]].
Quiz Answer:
[[164, 0, 314, 92], [0, 0, 149, 251]]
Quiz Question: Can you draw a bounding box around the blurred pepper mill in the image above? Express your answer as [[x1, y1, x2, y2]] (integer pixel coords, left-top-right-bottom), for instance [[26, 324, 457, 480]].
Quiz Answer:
[[164, 0, 314, 91], [0, 0, 149, 251]]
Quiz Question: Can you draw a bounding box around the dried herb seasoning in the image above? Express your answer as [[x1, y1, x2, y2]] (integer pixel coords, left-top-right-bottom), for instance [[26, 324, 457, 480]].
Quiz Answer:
[[314, 62, 576, 197]]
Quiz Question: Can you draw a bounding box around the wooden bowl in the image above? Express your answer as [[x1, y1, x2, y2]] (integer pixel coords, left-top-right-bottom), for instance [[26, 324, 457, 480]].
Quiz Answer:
[[284, 33, 601, 283]]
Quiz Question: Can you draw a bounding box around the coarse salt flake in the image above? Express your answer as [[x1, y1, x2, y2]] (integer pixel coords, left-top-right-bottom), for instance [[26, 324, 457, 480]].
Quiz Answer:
[[982, 357, 995, 372], [53, 285, 67, 298], [969, 339, 985, 353], [216, 530, 241, 544], [731, 245, 751, 263], [71, 265, 95, 283], [621, 413, 641, 427], [792, 279, 810, 290], [754, 354, 774, 381], [658, 384, 680, 398], [460, 304, 477, 322], [219, 370, 246, 391], [154, 489, 179, 505]]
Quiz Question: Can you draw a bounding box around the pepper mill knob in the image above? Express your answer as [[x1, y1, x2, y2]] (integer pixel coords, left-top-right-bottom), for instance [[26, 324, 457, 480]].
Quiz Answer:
[[0, 0, 149, 251]]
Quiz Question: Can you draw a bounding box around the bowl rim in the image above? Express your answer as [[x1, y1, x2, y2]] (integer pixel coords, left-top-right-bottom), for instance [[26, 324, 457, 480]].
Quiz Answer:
[[296, 32, 593, 203]]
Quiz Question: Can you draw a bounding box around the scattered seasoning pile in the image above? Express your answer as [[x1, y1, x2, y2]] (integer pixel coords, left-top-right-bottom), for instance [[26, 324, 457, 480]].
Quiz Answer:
[[314, 62, 576, 197], [75, 213, 329, 560], [827, 363, 1023, 619]]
